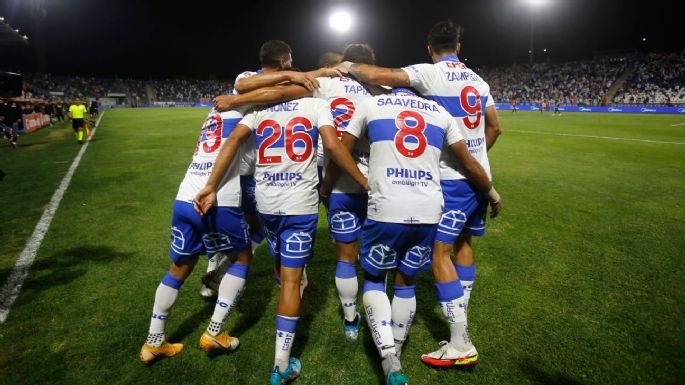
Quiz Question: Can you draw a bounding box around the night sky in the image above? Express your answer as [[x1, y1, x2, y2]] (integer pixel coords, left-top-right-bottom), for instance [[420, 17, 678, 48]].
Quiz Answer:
[[1, 0, 682, 80]]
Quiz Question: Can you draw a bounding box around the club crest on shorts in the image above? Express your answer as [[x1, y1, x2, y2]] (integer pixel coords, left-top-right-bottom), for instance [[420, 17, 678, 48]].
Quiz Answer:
[[367, 244, 397, 269], [202, 232, 232, 254], [286, 232, 313, 254]]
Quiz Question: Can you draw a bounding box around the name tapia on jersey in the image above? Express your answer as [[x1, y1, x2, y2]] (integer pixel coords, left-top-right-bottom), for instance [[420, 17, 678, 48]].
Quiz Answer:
[[239, 97, 334, 215], [402, 55, 494, 181], [175, 108, 245, 207], [314, 76, 374, 194], [345, 91, 464, 224]]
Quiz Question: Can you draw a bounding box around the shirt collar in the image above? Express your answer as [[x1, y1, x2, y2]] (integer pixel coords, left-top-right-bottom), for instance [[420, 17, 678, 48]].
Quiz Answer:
[[437, 54, 460, 63]]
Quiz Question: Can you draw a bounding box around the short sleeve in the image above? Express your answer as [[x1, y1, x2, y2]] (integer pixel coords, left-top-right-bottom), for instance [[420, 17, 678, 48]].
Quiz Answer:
[[232, 71, 256, 95], [312, 77, 334, 100], [238, 108, 258, 131], [344, 99, 367, 139], [315, 99, 334, 129], [401, 63, 438, 94]]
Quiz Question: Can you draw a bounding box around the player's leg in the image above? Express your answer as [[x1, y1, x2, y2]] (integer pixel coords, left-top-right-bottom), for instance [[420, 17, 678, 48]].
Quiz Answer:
[[140, 259, 197, 364], [391, 270, 415, 359], [269, 214, 316, 384], [200, 207, 252, 352], [328, 193, 366, 341], [392, 223, 434, 359], [454, 234, 476, 311], [359, 220, 407, 385], [140, 201, 204, 364], [423, 181, 479, 368], [452, 194, 487, 312]]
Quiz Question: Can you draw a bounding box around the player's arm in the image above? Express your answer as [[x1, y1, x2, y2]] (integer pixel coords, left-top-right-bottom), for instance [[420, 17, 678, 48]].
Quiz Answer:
[[194, 124, 252, 215], [339, 62, 411, 87], [320, 126, 367, 190], [234, 70, 321, 94], [320, 132, 358, 199], [484, 105, 502, 151], [449, 140, 502, 218], [215, 84, 312, 112]]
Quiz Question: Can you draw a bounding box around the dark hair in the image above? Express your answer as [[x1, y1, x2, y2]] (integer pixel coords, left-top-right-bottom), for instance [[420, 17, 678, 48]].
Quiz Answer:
[[427, 20, 462, 54], [318, 51, 342, 68], [342, 43, 375, 65], [259, 40, 292, 68]]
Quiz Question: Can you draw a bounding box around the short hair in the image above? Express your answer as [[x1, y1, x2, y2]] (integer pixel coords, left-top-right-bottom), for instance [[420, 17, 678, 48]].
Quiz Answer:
[[259, 40, 292, 68], [318, 51, 342, 68], [427, 20, 462, 54], [342, 44, 375, 65]]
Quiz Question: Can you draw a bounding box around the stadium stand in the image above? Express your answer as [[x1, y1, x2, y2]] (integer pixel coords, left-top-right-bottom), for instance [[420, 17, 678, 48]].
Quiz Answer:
[[612, 52, 685, 105], [16, 51, 685, 108]]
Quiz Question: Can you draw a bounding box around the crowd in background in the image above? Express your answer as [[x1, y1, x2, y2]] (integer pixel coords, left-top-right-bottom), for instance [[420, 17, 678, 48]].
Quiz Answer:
[[13, 51, 685, 110], [480, 57, 632, 106], [612, 53, 685, 105], [22, 74, 232, 104]]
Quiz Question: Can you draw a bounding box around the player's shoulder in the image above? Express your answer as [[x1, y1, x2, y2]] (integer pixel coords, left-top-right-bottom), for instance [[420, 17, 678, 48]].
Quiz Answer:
[[234, 70, 257, 82]]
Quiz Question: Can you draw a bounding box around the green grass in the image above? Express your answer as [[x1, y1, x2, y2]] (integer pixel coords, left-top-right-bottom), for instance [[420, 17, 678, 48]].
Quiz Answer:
[[0, 109, 683, 385]]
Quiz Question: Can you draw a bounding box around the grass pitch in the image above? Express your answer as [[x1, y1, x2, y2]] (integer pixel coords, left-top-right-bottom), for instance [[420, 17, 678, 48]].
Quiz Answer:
[[0, 109, 683, 385]]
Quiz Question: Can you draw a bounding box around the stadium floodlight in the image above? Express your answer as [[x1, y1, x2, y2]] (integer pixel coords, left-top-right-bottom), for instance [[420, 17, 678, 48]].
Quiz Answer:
[[329, 10, 353, 34], [642, 37, 647, 41], [0, 17, 4, 21], [526, 0, 548, 6]]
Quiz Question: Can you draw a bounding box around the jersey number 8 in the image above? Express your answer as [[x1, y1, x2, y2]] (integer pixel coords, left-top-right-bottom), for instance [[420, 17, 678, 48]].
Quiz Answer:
[[394, 110, 427, 158]]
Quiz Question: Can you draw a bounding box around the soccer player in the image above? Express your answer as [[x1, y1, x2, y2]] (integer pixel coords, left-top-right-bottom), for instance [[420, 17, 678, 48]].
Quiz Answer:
[[214, 43, 380, 342], [218, 41, 343, 299], [89, 98, 99, 128], [194, 97, 367, 385], [336, 20, 503, 367], [319, 51, 343, 68], [139, 107, 253, 364], [336, 87, 501, 385], [68, 98, 88, 144]]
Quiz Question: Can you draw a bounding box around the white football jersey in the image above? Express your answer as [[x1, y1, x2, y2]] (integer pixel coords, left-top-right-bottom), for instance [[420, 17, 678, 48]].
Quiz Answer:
[[346, 91, 465, 224], [176, 108, 245, 207], [239, 97, 333, 215], [233, 70, 258, 176], [313, 76, 372, 194], [403, 55, 494, 181]]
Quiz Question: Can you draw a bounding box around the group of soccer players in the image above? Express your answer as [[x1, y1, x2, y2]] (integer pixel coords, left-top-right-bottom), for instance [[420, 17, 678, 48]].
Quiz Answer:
[[139, 20, 503, 385]]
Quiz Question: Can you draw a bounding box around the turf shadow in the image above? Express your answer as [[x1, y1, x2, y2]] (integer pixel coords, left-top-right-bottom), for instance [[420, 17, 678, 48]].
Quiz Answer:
[[520, 361, 583, 385], [13, 245, 131, 309], [229, 261, 274, 337], [167, 301, 214, 343]]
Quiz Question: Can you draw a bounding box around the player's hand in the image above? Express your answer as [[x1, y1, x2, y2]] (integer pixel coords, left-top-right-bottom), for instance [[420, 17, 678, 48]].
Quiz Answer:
[[287, 72, 319, 92], [213, 95, 235, 112], [193, 186, 217, 216], [489, 199, 502, 219], [318, 67, 344, 79], [336, 61, 354, 75]]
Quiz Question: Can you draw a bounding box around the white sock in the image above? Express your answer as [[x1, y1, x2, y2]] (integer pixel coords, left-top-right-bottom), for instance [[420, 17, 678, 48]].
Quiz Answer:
[[147, 273, 182, 346], [363, 281, 395, 358], [391, 285, 416, 356], [207, 264, 248, 335], [206, 255, 218, 273], [335, 260, 358, 322], [439, 297, 472, 350], [461, 280, 474, 312], [274, 315, 299, 370]]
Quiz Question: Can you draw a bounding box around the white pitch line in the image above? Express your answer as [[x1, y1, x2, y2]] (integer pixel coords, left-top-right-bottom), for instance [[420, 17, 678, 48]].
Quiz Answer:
[[508, 129, 685, 145], [0, 112, 106, 325], [671, 123, 685, 127]]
